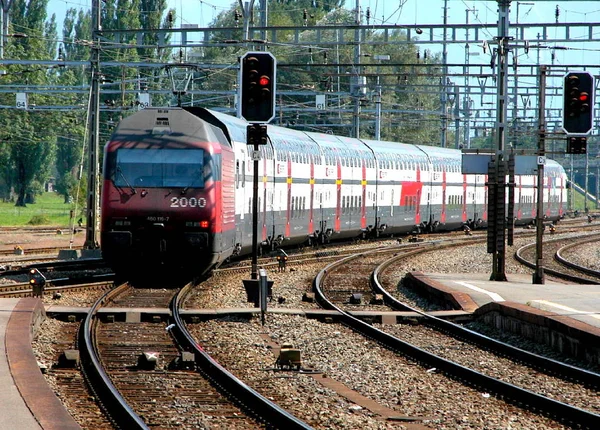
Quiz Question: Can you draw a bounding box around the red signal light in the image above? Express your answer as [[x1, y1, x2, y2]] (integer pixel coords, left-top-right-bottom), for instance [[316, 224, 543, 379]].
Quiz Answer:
[[259, 76, 270, 87], [579, 93, 589, 102]]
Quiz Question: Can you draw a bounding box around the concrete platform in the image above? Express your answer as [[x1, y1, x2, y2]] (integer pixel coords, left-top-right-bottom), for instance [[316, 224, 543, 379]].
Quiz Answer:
[[408, 271, 600, 328], [0, 299, 43, 430], [404, 271, 600, 365], [2, 298, 81, 430]]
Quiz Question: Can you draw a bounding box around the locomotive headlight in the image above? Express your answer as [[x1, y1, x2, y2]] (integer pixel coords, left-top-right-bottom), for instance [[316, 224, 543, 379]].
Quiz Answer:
[[185, 221, 210, 228]]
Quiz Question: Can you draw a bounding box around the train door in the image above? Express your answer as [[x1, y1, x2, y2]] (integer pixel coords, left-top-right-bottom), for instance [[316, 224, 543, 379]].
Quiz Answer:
[[319, 149, 337, 243], [262, 144, 276, 247], [421, 156, 434, 230], [233, 144, 248, 249], [220, 146, 236, 255]]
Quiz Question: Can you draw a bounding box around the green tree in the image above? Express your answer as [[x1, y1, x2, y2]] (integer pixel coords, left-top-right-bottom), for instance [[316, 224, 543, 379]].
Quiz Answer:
[[197, 2, 443, 142], [1, 0, 58, 206]]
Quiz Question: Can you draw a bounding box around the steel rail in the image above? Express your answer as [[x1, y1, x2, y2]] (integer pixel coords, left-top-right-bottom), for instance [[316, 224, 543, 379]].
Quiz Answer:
[[79, 283, 150, 429], [314, 250, 600, 429], [515, 241, 600, 284], [170, 283, 313, 430], [555, 237, 600, 279], [371, 253, 600, 389]]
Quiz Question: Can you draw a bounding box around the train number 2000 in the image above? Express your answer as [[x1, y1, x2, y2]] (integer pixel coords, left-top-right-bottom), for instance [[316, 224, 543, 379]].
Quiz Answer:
[[170, 197, 207, 208]]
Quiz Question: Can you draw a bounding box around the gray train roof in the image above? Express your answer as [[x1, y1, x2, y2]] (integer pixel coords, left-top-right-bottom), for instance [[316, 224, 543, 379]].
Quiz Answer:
[[125, 108, 565, 175], [109, 107, 229, 149]]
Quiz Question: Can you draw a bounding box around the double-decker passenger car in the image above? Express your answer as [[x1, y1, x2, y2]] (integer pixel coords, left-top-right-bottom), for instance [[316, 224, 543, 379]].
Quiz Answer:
[[100, 107, 567, 276]]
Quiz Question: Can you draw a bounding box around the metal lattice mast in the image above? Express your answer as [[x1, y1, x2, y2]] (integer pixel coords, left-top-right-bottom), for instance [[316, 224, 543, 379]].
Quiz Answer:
[[84, 0, 101, 250], [490, 0, 512, 281]]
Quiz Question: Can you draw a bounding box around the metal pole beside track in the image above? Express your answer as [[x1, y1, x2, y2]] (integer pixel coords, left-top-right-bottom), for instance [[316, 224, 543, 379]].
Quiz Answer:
[[489, 0, 511, 282], [251, 138, 259, 280], [533, 66, 547, 285]]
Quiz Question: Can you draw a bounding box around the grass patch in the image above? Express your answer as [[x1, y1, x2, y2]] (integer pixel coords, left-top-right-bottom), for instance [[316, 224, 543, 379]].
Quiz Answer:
[[0, 192, 79, 227]]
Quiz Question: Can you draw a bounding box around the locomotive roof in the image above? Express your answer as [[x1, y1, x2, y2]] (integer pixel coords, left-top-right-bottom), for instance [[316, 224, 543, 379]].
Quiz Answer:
[[108, 107, 230, 149]]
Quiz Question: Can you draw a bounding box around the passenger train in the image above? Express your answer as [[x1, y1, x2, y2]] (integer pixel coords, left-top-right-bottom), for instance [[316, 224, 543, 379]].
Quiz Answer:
[[100, 107, 567, 276]]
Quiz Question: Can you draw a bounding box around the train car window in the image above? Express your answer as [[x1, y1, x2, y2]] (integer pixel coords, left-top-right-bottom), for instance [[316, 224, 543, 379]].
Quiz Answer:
[[242, 161, 246, 187], [114, 148, 205, 189], [235, 160, 240, 188]]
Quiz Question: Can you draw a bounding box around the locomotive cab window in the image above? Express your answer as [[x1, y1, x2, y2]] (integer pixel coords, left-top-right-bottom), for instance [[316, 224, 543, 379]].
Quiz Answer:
[[113, 148, 205, 188]]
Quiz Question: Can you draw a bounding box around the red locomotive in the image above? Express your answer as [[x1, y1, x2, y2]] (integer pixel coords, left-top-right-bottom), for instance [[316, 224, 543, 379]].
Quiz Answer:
[[101, 107, 567, 277]]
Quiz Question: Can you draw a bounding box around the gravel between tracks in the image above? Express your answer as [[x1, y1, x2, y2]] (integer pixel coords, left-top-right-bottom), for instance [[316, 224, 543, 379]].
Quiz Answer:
[[183, 232, 599, 429], [30, 231, 600, 429]]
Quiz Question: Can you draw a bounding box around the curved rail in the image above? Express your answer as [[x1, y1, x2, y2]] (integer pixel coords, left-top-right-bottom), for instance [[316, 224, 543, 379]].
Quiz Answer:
[[79, 283, 149, 429], [555, 237, 600, 279], [372, 255, 600, 389], [314, 250, 600, 429], [170, 283, 312, 430], [515, 241, 598, 284]]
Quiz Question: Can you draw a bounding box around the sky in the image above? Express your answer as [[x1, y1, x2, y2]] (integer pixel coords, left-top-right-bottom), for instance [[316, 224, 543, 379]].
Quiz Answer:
[[43, 1, 600, 29], [44, 1, 600, 63], [42, 0, 600, 119]]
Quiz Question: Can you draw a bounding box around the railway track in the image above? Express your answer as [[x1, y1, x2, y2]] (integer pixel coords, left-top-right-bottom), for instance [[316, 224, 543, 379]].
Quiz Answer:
[[23, 223, 600, 428], [0, 245, 84, 258], [0, 258, 114, 298], [314, 245, 600, 428], [79, 283, 309, 429], [33, 319, 114, 429], [515, 232, 600, 283]]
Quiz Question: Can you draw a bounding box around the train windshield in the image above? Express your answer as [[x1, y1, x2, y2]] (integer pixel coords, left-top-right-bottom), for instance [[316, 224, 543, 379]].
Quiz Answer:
[[114, 148, 205, 188]]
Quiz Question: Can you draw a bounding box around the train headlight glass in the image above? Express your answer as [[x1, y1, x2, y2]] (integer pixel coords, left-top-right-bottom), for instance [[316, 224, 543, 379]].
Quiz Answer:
[[185, 221, 209, 228]]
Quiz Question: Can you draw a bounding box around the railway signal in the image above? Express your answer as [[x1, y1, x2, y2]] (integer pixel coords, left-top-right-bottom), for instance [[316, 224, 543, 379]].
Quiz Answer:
[[239, 51, 276, 123], [29, 268, 46, 297], [567, 136, 587, 154], [562, 71, 594, 137]]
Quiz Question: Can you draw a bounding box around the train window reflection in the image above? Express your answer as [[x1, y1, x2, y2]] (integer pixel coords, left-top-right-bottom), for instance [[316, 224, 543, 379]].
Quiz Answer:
[[114, 148, 205, 188]]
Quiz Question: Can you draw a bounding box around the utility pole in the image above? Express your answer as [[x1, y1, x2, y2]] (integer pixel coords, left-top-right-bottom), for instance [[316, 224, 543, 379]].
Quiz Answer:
[[374, 54, 389, 141], [259, 0, 267, 45], [489, 0, 512, 282], [84, 0, 101, 250], [533, 65, 546, 285], [463, 7, 475, 149], [352, 0, 361, 138], [238, 0, 255, 44], [440, 0, 449, 148]]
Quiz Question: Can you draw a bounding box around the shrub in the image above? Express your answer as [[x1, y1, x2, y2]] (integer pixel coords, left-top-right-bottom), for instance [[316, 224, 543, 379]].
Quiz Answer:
[[28, 215, 51, 225]]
